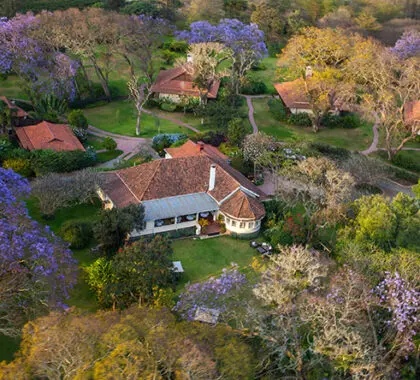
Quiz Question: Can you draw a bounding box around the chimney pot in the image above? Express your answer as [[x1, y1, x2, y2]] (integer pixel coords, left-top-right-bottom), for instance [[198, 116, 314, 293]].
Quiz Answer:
[[197, 141, 204, 151], [209, 164, 216, 191]]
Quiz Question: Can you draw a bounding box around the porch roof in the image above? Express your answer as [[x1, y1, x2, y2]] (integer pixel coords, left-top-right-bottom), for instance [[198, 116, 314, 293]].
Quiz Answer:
[[143, 192, 218, 221]]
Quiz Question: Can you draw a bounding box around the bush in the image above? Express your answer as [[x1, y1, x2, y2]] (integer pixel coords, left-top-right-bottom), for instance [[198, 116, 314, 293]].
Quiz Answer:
[[68, 109, 88, 130], [191, 131, 226, 147], [60, 221, 92, 249], [31, 148, 97, 176], [227, 118, 247, 146], [231, 153, 253, 177], [309, 142, 351, 159], [160, 102, 177, 112], [162, 50, 177, 65], [321, 113, 361, 129], [240, 76, 267, 95], [2, 158, 33, 177], [168, 40, 188, 53], [392, 153, 420, 173], [268, 98, 288, 121], [152, 133, 187, 156], [288, 113, 312, 127], [102, 137, 117, 151]]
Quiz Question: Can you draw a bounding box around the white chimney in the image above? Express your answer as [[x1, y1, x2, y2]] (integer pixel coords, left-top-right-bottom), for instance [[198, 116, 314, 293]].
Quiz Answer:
[[209, 164, 216, 191], [187, 53, 193, 63], [305, 66, 313, 78]]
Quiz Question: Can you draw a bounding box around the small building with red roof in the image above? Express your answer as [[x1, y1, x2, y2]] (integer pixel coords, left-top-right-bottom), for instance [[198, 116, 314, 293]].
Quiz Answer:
[[0, 96, 29, 126], [151, 64, 220, 102], [274, 79, 312, 115], [15, 121, 85, 152], [404, 101, 420, 125]]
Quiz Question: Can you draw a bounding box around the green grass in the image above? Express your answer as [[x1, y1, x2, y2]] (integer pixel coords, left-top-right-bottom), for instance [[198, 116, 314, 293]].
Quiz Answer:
[[172, 236, 257, 288], [253, 98, 374, 151], [96, 149, 123, 163], [0, 75, 28, 99], [84, 136, 104, 150], [84, 100, 200, 137], [26, 198, 101, 311], [249, 57, 279, 94]]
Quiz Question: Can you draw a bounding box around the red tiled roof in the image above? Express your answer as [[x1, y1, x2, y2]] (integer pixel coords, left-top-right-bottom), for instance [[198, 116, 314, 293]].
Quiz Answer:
[[274, 79, 311, 110], [404, 101, 420, 123], [151, 65, 220, 99], [220, 190, 266, 220], [0, 96, 28, 118], [15, 121, 85, 152], [165, 140, 228, 161], [100, 156, 266, 220]]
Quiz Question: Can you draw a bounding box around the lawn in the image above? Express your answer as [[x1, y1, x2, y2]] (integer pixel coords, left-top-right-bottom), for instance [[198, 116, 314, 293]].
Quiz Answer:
[[26, 198, 101, 311], [0, 75, 28, 99], [249, 56, 279, 94], [96, 149, 123, 163], [252, 98, 374, 151], [84, 100, 200, 137], [172, 236, 257, 288]]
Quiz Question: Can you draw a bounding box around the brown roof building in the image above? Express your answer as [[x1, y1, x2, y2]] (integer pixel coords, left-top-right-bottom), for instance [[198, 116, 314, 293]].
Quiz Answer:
[[404, 101, 420, 124], [15, 121, 85, 152], [151, 64, 220, 99], [274, 79, 312, 114], [99, 155, 266, 237]]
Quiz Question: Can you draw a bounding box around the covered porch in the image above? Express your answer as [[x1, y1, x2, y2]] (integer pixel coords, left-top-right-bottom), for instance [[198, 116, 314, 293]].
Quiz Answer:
[[130, 193, 219, 237]]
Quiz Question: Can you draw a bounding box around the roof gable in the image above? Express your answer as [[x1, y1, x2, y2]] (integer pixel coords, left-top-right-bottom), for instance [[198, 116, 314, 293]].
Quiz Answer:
[[274, 79, 310, 110]]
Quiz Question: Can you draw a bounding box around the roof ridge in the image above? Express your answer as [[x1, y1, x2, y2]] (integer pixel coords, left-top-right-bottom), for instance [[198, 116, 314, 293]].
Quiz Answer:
[[116, 172, 141, 203], [138, 160, 163, 200]]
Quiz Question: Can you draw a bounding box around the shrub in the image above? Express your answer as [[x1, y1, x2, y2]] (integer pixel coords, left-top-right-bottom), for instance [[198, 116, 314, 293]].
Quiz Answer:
[[288, 113, 312, 127], [227, 118, 247, 146], [321, 113, 361, 129], [231, 153, 253, 177], [160, 102, 177, 112], [60, 221, 92, 249], [392, 153, 420, 173], [68, 109, 88, 130], [240, 76, 267, 95], [309, 142, 351, 159], [191, 131, 226, 147], [162, 50, 177, 65], [3, 158, 33, 177], [169, 40, 188, 53], [102, 137, 117, 151], [268, 98, 288, 121], [152, 133, 187, 156]]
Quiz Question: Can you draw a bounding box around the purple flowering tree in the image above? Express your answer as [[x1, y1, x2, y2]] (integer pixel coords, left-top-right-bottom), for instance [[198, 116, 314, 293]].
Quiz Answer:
[[0, 168, 77, 337], [173, 264, 249, 324], [177, 19, 268, 94], [391, 30, 420, 59], [0, 14, 78, 102]]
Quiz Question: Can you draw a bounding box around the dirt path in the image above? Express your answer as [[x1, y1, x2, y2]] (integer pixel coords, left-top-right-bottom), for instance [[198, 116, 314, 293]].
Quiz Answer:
[[360, 113, 380, 155], [241, 94, 277, 135], [142, 109, 199, 133]]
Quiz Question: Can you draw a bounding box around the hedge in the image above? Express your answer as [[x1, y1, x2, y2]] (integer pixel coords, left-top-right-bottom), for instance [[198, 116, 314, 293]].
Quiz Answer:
[[60, 221, 93, 249], [288, 113, 312, 127]]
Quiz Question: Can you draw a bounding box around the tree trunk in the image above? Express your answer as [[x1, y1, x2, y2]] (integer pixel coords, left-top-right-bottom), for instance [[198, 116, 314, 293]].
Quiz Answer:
[[79, 61, 93, 96], [91, 58, 111, 101], [136, 109, 141, 136]]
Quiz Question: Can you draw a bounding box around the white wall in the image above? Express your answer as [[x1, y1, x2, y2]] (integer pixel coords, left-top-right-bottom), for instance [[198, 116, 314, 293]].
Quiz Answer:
[[220, 212, 262, 234], [290, 108, 313, 115]]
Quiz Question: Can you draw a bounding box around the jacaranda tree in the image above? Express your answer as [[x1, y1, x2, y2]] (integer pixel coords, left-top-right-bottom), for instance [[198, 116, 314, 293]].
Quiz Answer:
[[177, 19, 267, 94], [0, 167, 77, 337]]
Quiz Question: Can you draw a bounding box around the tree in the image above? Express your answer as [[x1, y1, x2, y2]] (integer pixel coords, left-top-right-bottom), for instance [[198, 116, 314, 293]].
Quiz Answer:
[[93, 204, 145, 257], [68, 109, 88, 130], [347, 39, 420, 160], [0, 167, 77, 337], [391, 29, 420, 59], [177, 19, 268, 94], [0, 99, 12, 135], [102, 236, 175, 308], [185, 0, 225, 22], [31, 169, 100, 216], [251, 3, 284, 44], [227, 117, 247, 146]]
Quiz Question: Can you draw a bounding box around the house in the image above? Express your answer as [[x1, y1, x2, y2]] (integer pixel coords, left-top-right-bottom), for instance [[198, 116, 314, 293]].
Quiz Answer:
[[97, 155, 266, 238], [404, 101, 420, 125], [164, 139, 229, 164], [15, 121, 85, 152], [0, 96, 29, 127], [274, 79, 313, 115], [151, 64, 220, 103]]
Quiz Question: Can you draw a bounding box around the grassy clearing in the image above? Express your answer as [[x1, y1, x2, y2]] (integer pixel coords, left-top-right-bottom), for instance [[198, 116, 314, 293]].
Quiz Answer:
[[84, 100, 200, 137], [249, 57, 278, 94], [96, 149, 123, 163], [252, 98, 374, 151], [0, 76, 28, 99], [172, 236, 257, 288], [26, 198, 101, 311]]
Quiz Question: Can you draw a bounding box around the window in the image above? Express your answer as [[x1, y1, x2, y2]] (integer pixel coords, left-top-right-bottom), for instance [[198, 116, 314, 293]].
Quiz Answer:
[[248, 222, 254, 229], [226, 218, 230, 225], [231, 220, 236, 227], [239, 222, 245, 229]]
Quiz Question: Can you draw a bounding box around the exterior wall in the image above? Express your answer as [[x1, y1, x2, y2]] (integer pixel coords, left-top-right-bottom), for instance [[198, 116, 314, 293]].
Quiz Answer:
[[290, 107, 313, 115], [220, 212, 262, 235], [158, 93, 199, 104]]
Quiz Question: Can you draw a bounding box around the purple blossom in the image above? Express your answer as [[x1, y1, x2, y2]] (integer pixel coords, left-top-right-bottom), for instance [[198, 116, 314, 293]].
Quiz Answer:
[[376, 272, 419, 351], [173, 264, 247, 321], [0, 168, 77, 336], [390, 30, 420, 59]]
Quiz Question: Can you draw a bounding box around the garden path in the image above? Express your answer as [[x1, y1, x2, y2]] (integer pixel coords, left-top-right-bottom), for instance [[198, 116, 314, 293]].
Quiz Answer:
[[142, 109, 199, 133], [241, 94, 278, 134]]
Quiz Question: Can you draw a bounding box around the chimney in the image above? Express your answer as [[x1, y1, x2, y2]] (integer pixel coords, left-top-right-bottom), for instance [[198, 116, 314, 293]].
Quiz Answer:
[[197, 141, 204, 152], [209, 164, 216, 191], [305, 66, 313, 79], [187, 53, 193, 63]]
